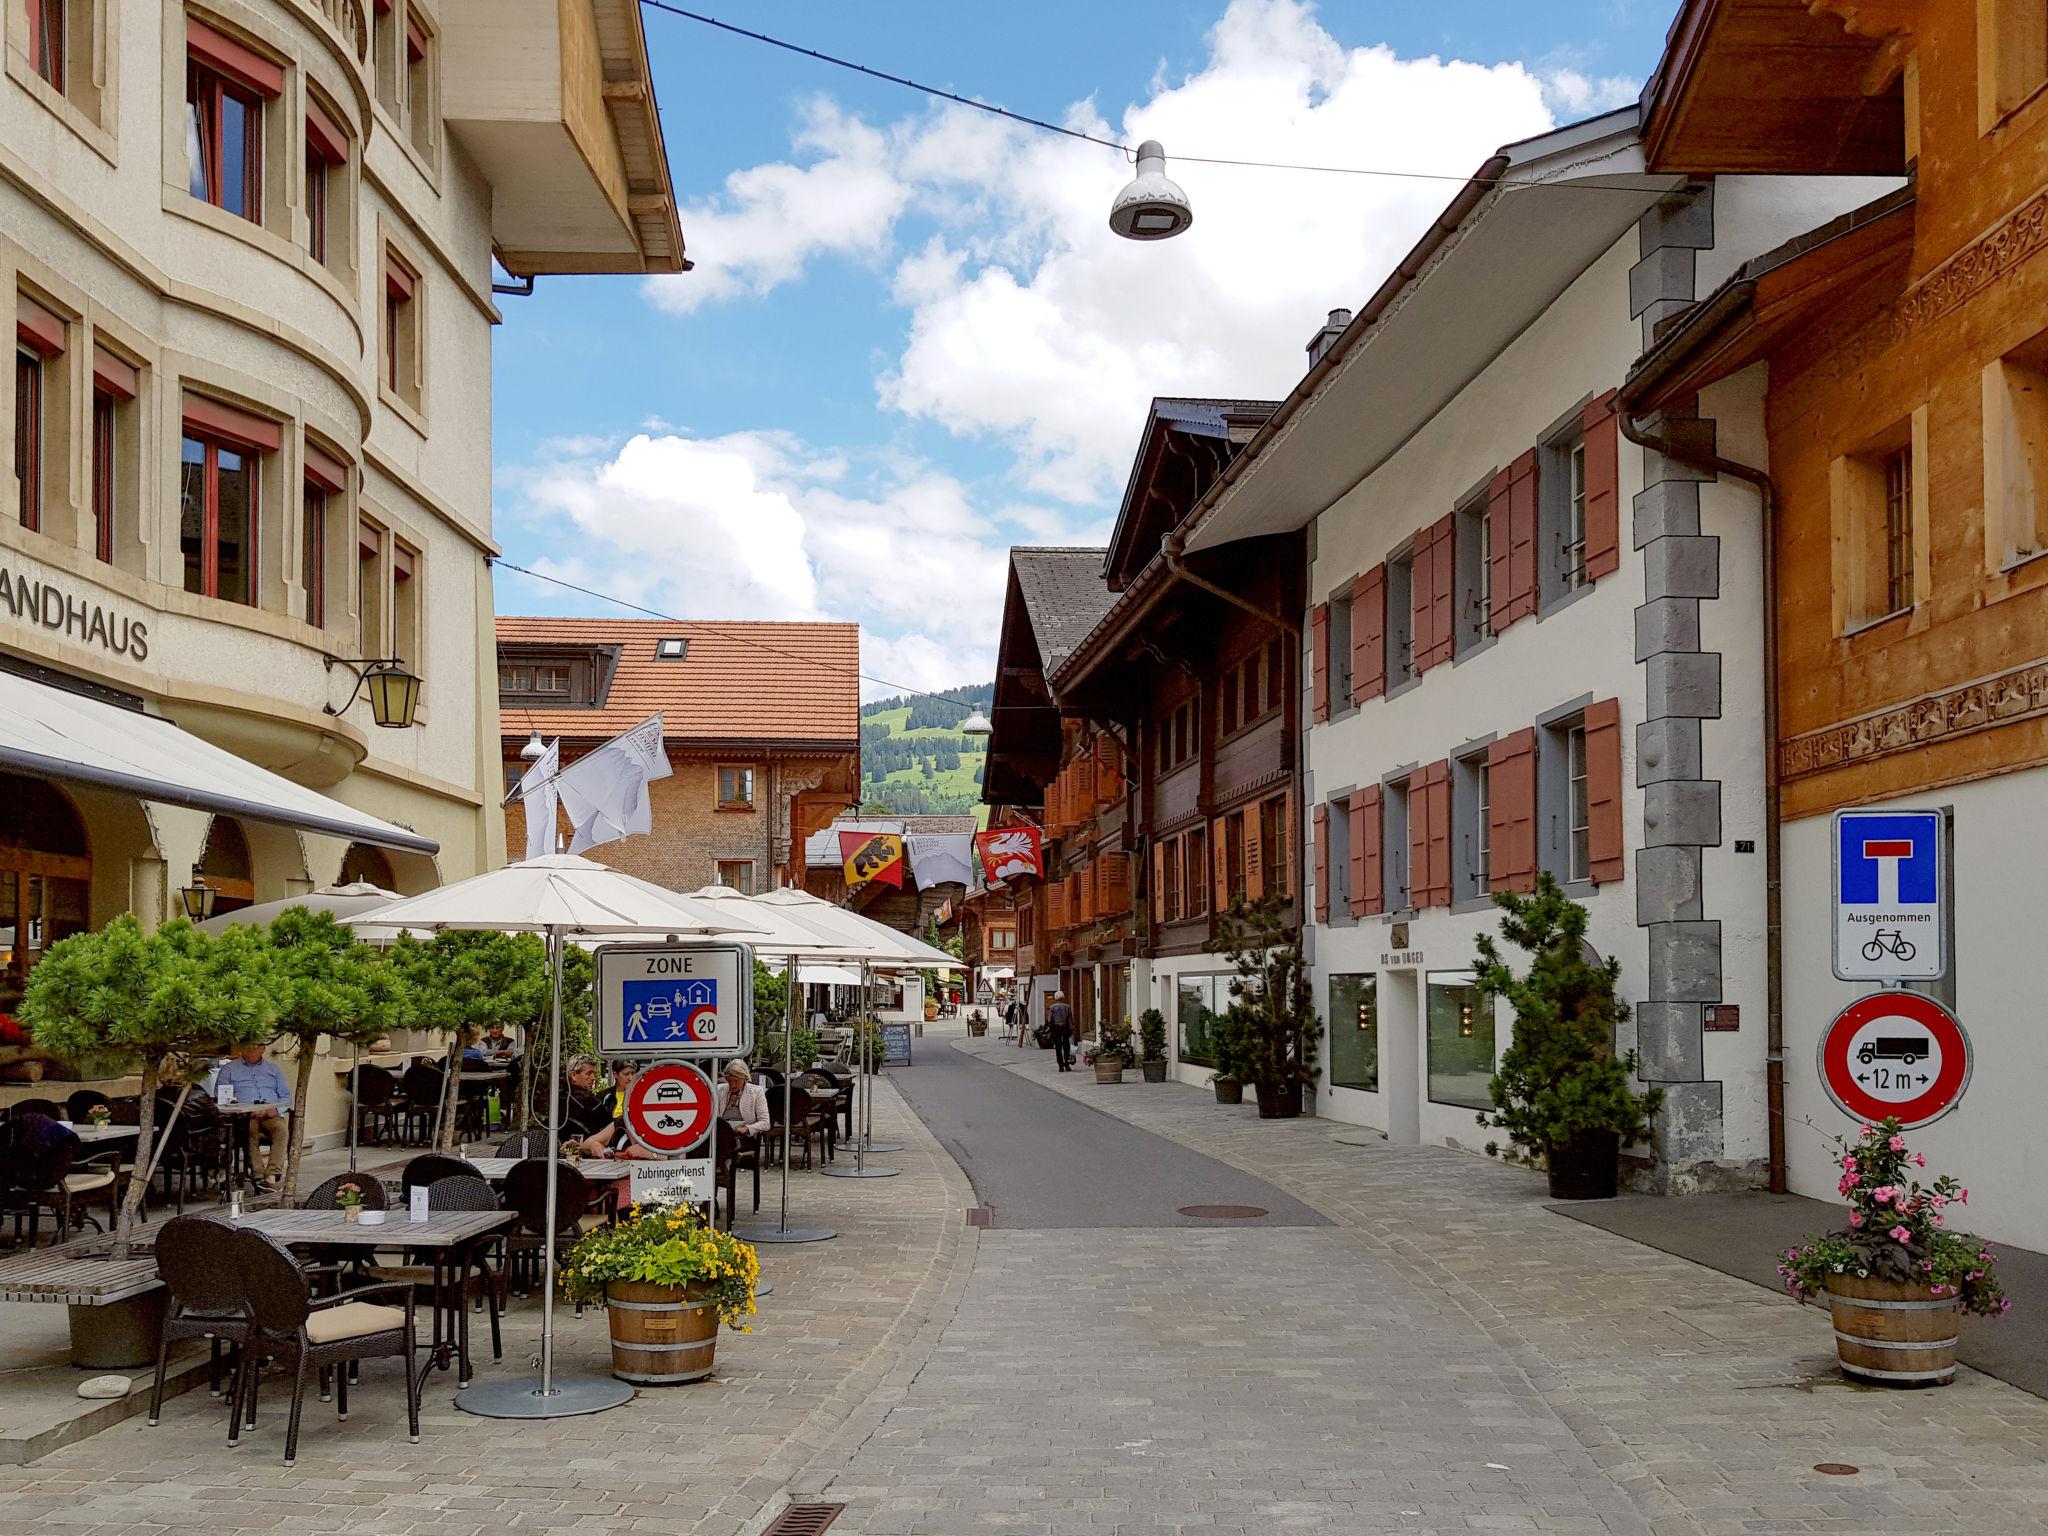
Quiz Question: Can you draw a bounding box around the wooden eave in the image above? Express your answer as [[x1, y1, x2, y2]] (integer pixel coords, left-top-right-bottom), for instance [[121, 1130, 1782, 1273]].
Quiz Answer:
[[1642, 0, 1906, 176]]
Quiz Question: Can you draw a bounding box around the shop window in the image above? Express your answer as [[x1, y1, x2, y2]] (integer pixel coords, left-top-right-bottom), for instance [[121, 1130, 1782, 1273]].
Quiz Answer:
[[185, 21, 281, 225], [1425, 969, 1491, 1110], [1175, 973, 1232, 1069], [180, 398, 278, 607], [1328, 973, 1377, 1092], [1980, 0, 2048, 132], [716, 859, 754, 895], [382, 249, 422, 412], [0, 771, 90, 992], [1833, 414, 1924, 631], [391, 539, 419, 668], [717, 765, 755, 809], [1983, 344, 2048, 570]]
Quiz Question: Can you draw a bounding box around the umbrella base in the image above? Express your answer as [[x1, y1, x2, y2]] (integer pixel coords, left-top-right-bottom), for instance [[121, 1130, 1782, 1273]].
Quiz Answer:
[[456, 1375, 633, 1419], [821, 1166, 899, 1180], [735, 1224, 837, 1243], [847, 1139, 905, 1154]]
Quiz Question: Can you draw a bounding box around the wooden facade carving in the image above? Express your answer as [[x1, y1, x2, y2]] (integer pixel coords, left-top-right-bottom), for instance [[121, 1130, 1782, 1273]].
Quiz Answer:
[[1780, 652, 2048, 780], [1891, 188, 2048, 342]]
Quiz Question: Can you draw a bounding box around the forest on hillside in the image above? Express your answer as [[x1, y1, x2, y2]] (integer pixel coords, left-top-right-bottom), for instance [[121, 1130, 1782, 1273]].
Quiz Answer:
[[858, 682, 992, 816]]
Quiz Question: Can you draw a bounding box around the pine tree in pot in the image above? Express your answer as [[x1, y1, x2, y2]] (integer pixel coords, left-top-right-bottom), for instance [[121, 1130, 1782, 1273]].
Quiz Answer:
[[1207, 1010, 1246, 1105], [1472, 875, 1661, 1199], [1138, 1008, 1168, 1083], [1210, 896, 1320, 1120]]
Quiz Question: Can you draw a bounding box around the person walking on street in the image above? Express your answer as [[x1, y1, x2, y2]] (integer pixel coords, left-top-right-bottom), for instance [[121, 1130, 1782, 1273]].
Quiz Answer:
[[1047, 991, 1075, 1072], [1003, 994, 1028, 1044]]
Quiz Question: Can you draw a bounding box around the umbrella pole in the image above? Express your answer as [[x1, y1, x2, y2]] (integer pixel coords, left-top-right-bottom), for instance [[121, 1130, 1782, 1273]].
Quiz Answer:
[[348, 1043, 359, 1174], [540, 923, 563, 1394], [738, 956, 835, 1242], [823, 962, 897, 1179]]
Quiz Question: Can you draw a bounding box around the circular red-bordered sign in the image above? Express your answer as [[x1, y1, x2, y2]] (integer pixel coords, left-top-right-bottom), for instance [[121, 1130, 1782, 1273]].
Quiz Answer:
[[622, 1061, 715, 1155], [1817, 991, 1972, 1130]]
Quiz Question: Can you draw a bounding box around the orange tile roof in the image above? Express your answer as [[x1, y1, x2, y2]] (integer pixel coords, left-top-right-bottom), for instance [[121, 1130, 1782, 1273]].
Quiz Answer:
[[495, 616, 860, 746]]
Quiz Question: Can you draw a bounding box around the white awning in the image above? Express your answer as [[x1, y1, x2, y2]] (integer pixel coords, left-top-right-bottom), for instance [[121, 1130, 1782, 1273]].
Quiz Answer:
[[0, 669, 440, 855]]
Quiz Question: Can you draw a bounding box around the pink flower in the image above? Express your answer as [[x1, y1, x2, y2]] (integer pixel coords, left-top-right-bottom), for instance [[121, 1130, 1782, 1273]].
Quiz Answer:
[[1913, 1153, 1926, 1166], [1842, 1155, 1858, 1171], [1890, 1225, 1912, 1243], [1959, 1188, 1969, 1204], [1872, 1185, 1895, 1202], [1849, 1212, 1865, 1228], [1978, 1251, 1991, 1263], [1931, 1194, 1947, 1208], [1932, 1212, 1945, 1227], [1889, 1135, 1906, 1151], [1860, 1124, 1877, 1139]]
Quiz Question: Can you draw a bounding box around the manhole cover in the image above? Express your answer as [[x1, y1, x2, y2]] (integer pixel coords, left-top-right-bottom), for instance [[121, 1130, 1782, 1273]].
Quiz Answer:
[[966, 1206, 995, 1228], [1178, 1204, 1267, 1219], [1813, 1463, 1860, 1476]]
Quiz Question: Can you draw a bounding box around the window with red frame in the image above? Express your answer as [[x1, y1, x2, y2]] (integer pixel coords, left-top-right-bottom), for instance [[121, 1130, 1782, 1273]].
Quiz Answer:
[[180, 399, 277, 606], [14, 295, 63, 534], [382, 250, 421, 406], [27, 0, 64, 90], [185, 22, 280, 225], [90, 346, 137, 565], [305, 99, 348, 268]]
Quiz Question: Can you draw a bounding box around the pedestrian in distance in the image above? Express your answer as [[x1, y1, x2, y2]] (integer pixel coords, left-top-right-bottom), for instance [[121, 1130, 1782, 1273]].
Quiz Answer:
[[1046, 991, 1075, 1072], [1003, 994, 1028, 1044]]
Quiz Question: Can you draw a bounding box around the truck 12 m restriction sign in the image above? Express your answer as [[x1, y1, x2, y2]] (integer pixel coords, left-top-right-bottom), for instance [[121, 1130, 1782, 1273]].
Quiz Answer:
[[1832, 808, 1944, 982], [1817, 992, 1972, 1130]]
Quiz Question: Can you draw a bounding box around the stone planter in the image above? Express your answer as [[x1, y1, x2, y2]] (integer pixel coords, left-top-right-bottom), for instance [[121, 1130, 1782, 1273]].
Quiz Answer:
[[1213, 1078, 1243, 1105], [1824, 1273, 1961, 1387], [606, 1280, 720, 1385], [1545, 1130, 1621, 1200], [1254, 1081, 1302, 1119], [1092, 1062, 1124, 1085], [1140, 1060, 1167, 1083]]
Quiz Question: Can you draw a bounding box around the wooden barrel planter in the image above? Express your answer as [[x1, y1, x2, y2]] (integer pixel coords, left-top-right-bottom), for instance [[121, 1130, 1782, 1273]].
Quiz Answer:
[[1823, 1274, 1960, 1387], [606, 1281, 720, 1385], [1093, 1061, 1124, 1084]]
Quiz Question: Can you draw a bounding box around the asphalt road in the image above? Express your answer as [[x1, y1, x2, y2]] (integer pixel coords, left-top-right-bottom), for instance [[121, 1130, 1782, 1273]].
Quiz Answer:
[[889, 1040, 1326, 1230]]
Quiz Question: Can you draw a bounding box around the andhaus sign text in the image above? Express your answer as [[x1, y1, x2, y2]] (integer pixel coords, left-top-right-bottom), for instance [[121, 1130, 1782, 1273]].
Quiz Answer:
[[0, 564, 149, 659]]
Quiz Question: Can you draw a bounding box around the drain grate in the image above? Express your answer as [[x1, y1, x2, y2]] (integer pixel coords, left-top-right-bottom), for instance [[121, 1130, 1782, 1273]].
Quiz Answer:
[[966, 1206, 996, 1228], [1178, 1204, 1267, 1219], [762, 1503, 846, 1536]]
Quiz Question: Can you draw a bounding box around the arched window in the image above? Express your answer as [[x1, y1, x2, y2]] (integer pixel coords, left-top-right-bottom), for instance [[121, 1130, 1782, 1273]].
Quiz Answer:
[[199, 817, 255, 916], [338, 843, 394, 890], [0, 771, 90, 998]]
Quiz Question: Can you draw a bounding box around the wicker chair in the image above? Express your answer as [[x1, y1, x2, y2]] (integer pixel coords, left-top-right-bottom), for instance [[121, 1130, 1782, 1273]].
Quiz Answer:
[[64, 1089, 112, 1122], [148, 1215, 248, 1425], [494, 1129, 549, 1158], [713, 1119, 760, 1225], [503, 1159, 603, 1300], [397, 1064, 444, 1144], [301, 1172, 389, 1211], [227, 1228, 418, 1465], [6, 1097, 62, 1121], [399, 1153, 474, 1196], [0, 1113, 116, 1245], [345, 1065, 401, 1147]]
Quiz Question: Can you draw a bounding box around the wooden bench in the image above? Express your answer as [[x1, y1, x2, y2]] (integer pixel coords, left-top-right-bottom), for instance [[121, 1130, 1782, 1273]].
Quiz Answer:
[[0, 1238, 166, 1368]]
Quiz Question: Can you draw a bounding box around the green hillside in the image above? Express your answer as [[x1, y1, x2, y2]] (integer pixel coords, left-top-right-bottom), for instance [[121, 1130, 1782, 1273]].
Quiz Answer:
[[859, 682, 992, 821]]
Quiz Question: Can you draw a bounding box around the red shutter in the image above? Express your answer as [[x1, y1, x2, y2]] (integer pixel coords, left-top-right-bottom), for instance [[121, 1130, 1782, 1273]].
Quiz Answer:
[[1487, 728, 1538, 894], [16, 295, 64, 357], [1582, 390, 1621, 581], [1486, 466, 1514, 634], [1047, 880, 1067, 930], [1584, 697, 1625, 884], [188, 17, 284, 96], [1408, 771, 1430, 912], [1105, 852, 1130, 913], [1152, 839, 1168, 923], [184, 394, 282, 452], [1351, 786, 1383, 917], [307, 98, 350, 163], [1211, 815, 1230, 916], [1311, 602, 1330, 722], [1243, 806, 1264, 900], [1419, 761, 1453, 907], [1507, 448, 1540, 624], [1313, 804, 1331, 923], [1351, 565, 1386, 703], [1075, 756, 1096, 818], [1415, 516, 1456, 671], [92, 345, 138, 399]]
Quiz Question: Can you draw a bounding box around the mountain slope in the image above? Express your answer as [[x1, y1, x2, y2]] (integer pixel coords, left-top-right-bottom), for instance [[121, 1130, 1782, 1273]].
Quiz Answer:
[[859, 682, 992, 819]]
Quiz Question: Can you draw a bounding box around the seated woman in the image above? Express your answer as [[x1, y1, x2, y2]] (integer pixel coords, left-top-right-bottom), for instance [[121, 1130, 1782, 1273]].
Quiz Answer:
[[712, 1059, 770, 1140]]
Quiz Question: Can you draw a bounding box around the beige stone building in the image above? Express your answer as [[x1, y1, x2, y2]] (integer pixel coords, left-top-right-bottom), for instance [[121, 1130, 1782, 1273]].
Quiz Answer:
[[0, 1, 683, 1137]]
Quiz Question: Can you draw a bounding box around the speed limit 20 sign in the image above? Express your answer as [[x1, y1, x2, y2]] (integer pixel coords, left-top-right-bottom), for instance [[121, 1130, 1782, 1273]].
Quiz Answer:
[[1817, 991, 1972, 1130]]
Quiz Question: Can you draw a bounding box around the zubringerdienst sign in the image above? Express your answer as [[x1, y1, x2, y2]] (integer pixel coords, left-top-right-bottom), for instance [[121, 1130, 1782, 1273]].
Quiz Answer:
[[0, 561, 149, 659]]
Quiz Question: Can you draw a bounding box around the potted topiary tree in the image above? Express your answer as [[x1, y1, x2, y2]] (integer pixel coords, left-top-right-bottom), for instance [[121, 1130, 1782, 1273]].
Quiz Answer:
[[257, 908, 414, 1201], [1211, 896, 1321, 1119], [391, 931, 554, 1148], [1138, 1007, 1168, 1083], [1207, 1009, 1246, 1105], [21, 916, 281, 1256], [1084, 1016, 1135, 1084], [1779, 1116, 2009, 1386], [1473, 875, 1662, 1199]]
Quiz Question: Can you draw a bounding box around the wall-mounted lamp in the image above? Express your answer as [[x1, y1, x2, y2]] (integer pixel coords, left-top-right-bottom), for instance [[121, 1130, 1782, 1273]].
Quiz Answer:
[[324, 656, 423, 728]]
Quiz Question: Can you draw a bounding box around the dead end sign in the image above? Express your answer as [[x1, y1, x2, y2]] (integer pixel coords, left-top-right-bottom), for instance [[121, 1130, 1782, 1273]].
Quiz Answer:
[[1817, 991, 1972, 1130], [623, 1061, 715, 1156]]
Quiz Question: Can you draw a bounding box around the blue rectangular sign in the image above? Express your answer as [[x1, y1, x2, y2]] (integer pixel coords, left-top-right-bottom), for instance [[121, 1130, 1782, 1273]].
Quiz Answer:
[[1832, 807, 1945, 981], [620, 977, 722, 1046]]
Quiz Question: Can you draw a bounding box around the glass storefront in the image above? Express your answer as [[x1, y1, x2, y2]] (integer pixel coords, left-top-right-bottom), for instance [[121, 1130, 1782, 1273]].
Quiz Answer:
[[1425, 969, 1492, 1110], [1327, 973, 1378, 1091], [1175, 973, 1233, 1068]]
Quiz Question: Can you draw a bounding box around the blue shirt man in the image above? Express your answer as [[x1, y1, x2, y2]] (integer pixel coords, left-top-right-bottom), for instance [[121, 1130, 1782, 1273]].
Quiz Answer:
[[217, 1044, 291, 1187]]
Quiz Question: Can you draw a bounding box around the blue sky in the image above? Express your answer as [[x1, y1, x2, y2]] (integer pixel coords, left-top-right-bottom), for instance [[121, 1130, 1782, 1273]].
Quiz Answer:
[[489, 0, 1676, 700]]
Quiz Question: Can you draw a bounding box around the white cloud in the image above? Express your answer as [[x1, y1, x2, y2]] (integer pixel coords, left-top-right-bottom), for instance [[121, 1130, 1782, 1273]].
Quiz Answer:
[[1536, 65, 1641, 118]]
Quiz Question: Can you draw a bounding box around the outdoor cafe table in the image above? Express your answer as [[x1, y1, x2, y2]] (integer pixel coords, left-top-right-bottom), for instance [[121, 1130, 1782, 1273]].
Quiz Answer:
[[233, 1207, 513, 1384], [460, 1157, 633, 1184], [69, 1123, 139, 1144]]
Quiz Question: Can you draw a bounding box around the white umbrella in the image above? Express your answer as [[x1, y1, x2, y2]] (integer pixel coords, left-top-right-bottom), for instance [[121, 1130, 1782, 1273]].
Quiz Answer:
[[756, 888, 966, 971], [346, 853, 767, 1421], [196, 881, 400, 934]]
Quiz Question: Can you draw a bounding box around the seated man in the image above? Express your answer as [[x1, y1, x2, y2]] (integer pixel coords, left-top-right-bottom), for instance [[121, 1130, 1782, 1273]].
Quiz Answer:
[[480, 1023, 515, 1058], [215, 1042, 292, 1188]]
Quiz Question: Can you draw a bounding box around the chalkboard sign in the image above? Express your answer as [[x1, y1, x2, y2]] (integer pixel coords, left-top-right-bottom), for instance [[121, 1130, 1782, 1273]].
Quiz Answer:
[[879, 1022, 913, 1067]]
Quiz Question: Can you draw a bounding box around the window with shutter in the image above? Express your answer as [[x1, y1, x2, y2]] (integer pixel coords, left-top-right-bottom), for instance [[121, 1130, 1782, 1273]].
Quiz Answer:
[[1488, 451, 1541, 630], [1243, 806, 1264, 900], [1104, 852, 1130, 913], [1313, 804, 1331, 923], [1351, 564, 1386, 703], [1583, 697, 1624, 883], [1351, 786, 1383, 916], [1486, 728, 1538, 893], [1416, 761, 1453, 906], [1185, 825, 1209, 918], [1152, 840, 1168, 923], [1211, 815, 1231, 916], [1048, 879, 1067, 930], [1311, 602, 1330, 722], [1076, 868, 1094, 924], [1419, 515, 1457, 670], [1581, 391, 1621, 580]]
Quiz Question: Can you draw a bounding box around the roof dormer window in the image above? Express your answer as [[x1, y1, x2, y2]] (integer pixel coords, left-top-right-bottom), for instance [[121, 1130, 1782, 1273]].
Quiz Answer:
[[656, 637, 687, 659]]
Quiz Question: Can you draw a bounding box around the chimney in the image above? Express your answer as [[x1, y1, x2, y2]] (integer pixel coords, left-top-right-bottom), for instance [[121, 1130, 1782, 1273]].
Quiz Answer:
[[1305, 307, 1352, 368]]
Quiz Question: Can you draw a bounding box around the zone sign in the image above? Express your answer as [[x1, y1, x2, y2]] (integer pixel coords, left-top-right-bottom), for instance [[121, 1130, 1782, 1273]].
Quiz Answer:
[[596, 941, 753, 1057]]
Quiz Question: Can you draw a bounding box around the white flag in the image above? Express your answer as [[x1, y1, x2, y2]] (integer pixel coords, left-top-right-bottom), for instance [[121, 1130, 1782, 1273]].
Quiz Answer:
[[557, 714, 668, 855], [516, 739, 560, 862]]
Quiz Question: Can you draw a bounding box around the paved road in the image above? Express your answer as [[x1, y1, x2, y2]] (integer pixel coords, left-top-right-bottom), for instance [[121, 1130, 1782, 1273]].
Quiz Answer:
[[887, 1036, 1325, 1229]]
